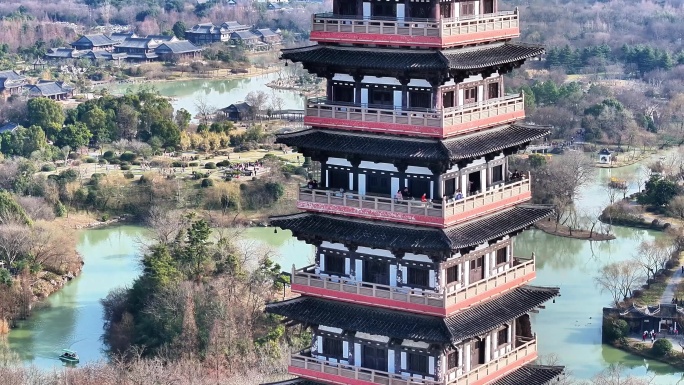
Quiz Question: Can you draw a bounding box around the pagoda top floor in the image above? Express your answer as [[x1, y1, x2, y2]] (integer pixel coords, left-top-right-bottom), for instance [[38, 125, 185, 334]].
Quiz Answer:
[[314, 0, 519, 49], [282, 43, 543, 85]]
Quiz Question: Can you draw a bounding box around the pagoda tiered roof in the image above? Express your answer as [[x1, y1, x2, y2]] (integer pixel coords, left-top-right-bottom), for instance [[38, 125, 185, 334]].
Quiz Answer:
[[267, 285, 559, 344], [491, 365, 565, 385], [262, 364, 565, 385], [281, 43, 544, 78], [276, 124, 549, 166], [270, 205, 554, 255]]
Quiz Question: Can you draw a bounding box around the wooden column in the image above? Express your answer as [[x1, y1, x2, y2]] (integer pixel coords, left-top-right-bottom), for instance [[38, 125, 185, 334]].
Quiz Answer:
[[326, 75, 334, 101], [354, 74, 364, 104], [399, 77, 410, 109]]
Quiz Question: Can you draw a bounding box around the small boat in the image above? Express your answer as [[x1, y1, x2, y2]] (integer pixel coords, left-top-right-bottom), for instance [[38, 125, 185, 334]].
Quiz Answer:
[[59, 349, 79, 364]]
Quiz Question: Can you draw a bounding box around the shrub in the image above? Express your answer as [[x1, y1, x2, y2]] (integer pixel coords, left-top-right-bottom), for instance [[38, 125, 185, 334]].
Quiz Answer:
[[124, 171, 135, 179], [216, 160, 229, 167], [172, 161, 182, 167], [68, 152, 80, 160], [189, 162, 199, 167], [98, 158, 108, 164], [602, 317, 629, 343], [652, 339, 672, 357], [131, 160, 142, 166], [201, 178, 214, 188], [72, 160, 81, 167], [54, 202, 67, 217], [119, 152, 137, 162], [101, 213, 110, 222], [120, 165, 131, 170], [109, 158, 120, 165], [41, 164, 56, 172], [205, 162, 217, 169], [85, 157, 96, 163], [103, 150, 115, 159]]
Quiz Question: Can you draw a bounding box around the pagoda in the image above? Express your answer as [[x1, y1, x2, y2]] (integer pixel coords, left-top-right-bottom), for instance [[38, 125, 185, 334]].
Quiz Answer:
[[266, 1, 564, 385]]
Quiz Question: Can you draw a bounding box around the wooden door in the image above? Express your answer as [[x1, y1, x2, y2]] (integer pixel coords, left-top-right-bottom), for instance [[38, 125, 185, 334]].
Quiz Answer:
[[470, 340, 484, 367], [364, 259, 389, 285], [469, 256, 484, 283], [362, 345, 388, 371], [483, 0, 494, 14]]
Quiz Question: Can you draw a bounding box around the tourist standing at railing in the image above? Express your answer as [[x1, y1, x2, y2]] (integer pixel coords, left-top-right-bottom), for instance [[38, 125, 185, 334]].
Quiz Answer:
[[421, 193, 428, 203], [312, 179, 319, 189], [394, 189, 403, 203], [455, 190, 464, 200], [401, 187, 411, 200]]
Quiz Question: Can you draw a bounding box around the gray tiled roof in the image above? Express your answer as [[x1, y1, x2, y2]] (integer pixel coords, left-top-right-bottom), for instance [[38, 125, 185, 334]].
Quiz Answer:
[[255, 28, 278, 37], [231, 30, 260, 40], [188, 23, 221, 34], [270, 205, 555, 254], [72, 34, 117, 47], [46, 48, 83, 59], [266, 286, 559, 343], [110, 32, 137, 41], [26, 81, 73, 97], [156, 41, 202, 54], [0, 122, 19, 133], [221, 21, 249, 31], [281, 43, 544, 73], [276, 125, 550, 164], [492, 365, 565, 385], [146, 34, 178, 42], [116, 38, 159, 49]]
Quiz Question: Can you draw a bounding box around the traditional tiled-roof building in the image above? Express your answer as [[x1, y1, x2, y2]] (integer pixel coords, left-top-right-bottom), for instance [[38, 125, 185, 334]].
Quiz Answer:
[[25, 81, 74, 100], [266, 1, 564, 385], [0, 70, 27, 98], [70, 34, 118, 51]]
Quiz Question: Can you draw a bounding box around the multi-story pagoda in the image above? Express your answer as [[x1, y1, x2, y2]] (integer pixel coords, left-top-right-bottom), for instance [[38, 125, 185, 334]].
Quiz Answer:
[[266, 1, 564, 385]]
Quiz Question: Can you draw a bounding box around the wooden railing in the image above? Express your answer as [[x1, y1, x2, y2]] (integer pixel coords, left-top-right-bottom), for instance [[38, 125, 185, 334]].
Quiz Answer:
[[304, 93, 524, 136], [311, 10, 519, 46], [442, 176, 531, 219], [449, 338, 537, 385], [292, 256, 534, 313], [292, 265, 445, 308], [290, 339, 536, 385], [441, 93, 525, 135], [444, 257, 534, 307], [290, 352, 442, 385], [297, 175, 530, 224]]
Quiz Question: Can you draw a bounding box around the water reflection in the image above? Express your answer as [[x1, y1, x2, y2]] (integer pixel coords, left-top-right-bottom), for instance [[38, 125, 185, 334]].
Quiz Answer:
[[106, 73, 306, 119]]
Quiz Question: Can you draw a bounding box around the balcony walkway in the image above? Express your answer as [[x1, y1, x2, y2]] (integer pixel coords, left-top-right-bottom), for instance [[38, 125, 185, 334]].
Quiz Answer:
[[292, 257, 535, 316], [297, 177, 531, 227], [305, 94, 524, 138], [311, 11, 520, 48]]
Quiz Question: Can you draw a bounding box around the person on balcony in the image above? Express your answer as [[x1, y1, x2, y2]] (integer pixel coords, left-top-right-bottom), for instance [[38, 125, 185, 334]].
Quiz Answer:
[[394, 189, 403, 203], [455, 190, 464, 200], [312, 179, 319, 189], [421, 193, 427, 203], [335, 188, 345, 197], [306, 179, 314, 189], [401, 187, 411, 200]]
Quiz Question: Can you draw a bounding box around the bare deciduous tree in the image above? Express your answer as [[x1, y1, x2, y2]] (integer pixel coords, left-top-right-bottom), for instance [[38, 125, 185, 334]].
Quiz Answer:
[[595, 261, 642, 306]]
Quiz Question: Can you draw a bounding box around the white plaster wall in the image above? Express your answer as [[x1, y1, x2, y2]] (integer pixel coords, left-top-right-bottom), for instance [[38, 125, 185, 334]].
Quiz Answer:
[[402, 340, 431, 349], [357, 246, 394, 257], [360, 161, 398, 172], [404, 253, 432, 263], [356, 332, 390, 343], [328, 157, 353, 167], [319, 325, 343, 334], [406, 165, 432, 175], [321, 241, 347, 251]]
